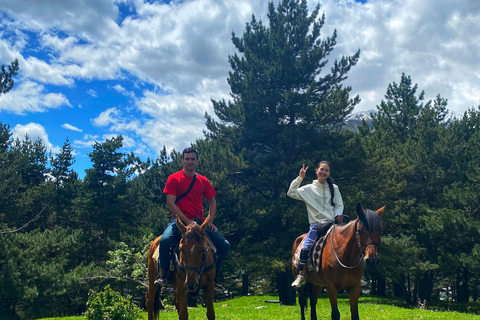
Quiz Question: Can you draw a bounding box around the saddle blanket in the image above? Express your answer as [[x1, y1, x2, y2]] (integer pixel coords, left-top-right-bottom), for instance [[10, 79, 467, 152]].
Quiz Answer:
[[292, 227, 332, 272]]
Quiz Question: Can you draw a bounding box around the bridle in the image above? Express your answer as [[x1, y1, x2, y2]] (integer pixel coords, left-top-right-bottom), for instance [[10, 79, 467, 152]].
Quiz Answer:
[[176, 233, 215, 283], [330, 220, 380, 269]]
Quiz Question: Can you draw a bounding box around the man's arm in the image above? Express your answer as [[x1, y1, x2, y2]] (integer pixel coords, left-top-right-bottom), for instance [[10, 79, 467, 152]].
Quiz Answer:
[[166, 194, 194, 225]]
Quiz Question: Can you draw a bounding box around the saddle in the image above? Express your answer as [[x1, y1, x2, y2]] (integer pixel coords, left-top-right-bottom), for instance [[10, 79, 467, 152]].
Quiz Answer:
[[293, 222, 334, 273]]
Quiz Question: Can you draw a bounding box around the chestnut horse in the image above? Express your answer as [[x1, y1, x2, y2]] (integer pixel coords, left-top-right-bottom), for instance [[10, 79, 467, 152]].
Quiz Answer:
[[146, 217, 216, 320], [292, 203, 384, 320]]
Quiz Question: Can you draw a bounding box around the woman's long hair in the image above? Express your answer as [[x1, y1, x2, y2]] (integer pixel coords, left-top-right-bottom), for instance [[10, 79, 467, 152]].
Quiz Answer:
[[318, 161, 335, 207]]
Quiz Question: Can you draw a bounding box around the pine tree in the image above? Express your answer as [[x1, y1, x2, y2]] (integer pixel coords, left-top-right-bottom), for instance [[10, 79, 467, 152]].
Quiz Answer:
[[206, 0, 360, 199], [0, 59, 19, 95]]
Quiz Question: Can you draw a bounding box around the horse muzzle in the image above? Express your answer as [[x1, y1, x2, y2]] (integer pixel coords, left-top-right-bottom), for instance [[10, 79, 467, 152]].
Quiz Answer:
[[365, 255, 379, 265], [184, 274, 199, 292], [364, 247, 380, 265]]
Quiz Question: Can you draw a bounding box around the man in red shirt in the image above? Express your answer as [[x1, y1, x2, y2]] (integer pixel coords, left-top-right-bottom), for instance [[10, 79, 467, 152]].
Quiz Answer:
[[155, 147, 230, 292]]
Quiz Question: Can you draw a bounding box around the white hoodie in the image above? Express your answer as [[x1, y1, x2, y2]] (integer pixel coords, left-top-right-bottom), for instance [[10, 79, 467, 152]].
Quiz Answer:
[[287, 176, 344, 224]]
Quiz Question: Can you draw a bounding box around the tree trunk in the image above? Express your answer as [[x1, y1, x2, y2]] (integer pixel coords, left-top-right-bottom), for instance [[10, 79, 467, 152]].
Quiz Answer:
[[456, 268, 469, 302], [377, 276, 386, 296], [242, 273, 249, 296], [418, 271, 435, 301], [277, 270, 296, 305]]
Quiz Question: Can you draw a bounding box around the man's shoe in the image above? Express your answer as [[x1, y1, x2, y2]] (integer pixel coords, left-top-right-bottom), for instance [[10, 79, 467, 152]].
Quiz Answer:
[[291, 274, 306, 288], [154, 276, 170, 286], [214, 280, 226, 292]]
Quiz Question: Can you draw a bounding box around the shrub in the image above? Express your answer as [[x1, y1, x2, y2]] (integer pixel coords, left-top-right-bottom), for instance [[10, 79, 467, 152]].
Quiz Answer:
[[85, 285, 141, 320]]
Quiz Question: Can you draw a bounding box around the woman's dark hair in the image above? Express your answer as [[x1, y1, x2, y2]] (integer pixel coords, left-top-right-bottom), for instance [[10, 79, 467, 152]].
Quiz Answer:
[[318, 161, 335, 207]]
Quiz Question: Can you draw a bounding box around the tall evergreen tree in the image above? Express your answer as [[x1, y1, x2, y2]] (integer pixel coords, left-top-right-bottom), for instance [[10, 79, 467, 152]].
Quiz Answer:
[[206, 0, 360, 200], [204, 0, 361, 283]]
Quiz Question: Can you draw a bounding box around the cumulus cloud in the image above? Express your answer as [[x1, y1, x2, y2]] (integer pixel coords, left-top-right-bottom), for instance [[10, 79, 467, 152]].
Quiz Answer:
[[12, 122, 60, 153], [92, 107, 122, 127], [0, 80, 71, 114], [112, 84, 136, 99], [1, 0, 480, 177], [72, 134, 99, 149]]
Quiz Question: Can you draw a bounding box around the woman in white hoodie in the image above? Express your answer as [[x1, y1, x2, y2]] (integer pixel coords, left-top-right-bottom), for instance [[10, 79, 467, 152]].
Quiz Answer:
[[288, 161, 344, 288]]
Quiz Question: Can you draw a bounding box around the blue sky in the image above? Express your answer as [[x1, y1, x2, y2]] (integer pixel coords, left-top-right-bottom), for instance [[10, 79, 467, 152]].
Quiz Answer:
[[1, 0, 479, 178]]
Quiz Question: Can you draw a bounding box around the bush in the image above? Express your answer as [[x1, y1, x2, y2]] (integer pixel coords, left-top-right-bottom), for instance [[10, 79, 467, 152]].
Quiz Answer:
[[85, 285, 141, 320]]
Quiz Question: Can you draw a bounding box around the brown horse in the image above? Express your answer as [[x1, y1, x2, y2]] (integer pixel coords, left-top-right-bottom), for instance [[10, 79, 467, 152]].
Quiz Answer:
[[146, 217, 216, 320], [292, 203, 384, 320]]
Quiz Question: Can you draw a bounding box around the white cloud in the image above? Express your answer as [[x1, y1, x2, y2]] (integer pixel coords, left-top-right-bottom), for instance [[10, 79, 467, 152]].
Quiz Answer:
[[72, 134, 99, 149], [62, 123, 83, 132], [112, 84, 136, 98], [12, 122, 60, 153], [87, 89, 97, 97], [1, 0, 480, 177], [92, 107, 121, 127], [0, 80, 71, 114]]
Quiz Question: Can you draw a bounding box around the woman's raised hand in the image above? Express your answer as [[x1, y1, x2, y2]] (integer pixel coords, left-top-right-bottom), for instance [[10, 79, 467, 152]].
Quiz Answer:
[[299, 164, 308, 179]]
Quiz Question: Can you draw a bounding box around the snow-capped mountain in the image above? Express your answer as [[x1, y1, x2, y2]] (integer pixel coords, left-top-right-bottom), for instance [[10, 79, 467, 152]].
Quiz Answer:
[[342, 109, 376, 132]]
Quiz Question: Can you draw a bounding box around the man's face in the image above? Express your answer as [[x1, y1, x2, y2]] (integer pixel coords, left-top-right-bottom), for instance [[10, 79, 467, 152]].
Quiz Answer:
[[182, 152, 198, 171]]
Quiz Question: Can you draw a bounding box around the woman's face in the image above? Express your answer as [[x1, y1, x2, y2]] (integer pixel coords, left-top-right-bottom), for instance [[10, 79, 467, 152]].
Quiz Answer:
[[316, 162, 331, 183]]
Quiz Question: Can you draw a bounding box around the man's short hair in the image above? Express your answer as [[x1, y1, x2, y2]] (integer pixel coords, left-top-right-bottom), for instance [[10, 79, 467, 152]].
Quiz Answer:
[[182, 147, 199, 159]]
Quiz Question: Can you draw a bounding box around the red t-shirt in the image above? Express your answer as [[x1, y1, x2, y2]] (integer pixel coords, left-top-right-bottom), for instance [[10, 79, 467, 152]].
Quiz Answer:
[[163, 170, 216, 222]]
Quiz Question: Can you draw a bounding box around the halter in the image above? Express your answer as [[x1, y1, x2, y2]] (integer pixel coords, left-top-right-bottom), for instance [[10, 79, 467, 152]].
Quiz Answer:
[[176, 233, 215, 283], [330, 220, 380, 269]]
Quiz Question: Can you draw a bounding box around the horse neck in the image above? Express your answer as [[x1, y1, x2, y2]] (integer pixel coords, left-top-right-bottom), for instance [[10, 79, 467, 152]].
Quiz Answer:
[[335, 220, 361, 256]]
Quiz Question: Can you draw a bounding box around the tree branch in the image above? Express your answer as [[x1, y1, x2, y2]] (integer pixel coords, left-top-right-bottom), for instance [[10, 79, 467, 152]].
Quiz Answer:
[[0, 200, 52, 234]]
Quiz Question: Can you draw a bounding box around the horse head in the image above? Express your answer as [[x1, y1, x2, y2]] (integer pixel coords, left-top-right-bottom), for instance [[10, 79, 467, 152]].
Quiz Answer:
[[355, 203, 384, 266], [176, 216, 210, 292]]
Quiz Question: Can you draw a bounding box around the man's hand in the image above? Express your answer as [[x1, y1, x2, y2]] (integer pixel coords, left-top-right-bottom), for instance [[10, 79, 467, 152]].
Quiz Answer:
[[208, 222, 218, 232], [335, 215, 343, 224]]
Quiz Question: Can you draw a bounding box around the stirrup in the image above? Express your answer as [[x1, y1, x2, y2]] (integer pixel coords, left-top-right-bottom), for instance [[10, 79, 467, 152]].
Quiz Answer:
[[154, 275, 170, 286], [291, 274, 306, 288], [214, 280, 226, 293]]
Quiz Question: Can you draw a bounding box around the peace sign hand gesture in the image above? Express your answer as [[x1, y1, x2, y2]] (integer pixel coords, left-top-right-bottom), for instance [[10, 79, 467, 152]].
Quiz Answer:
[[299, 164, 309, 179]]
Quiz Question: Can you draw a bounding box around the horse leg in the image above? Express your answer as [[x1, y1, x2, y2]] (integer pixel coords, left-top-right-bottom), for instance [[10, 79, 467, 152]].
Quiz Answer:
[[347, 284, 361, 320], [326, 284, 340, 320], [204, 283, 216, 320], [175, 286, 189, 320], [296, 287, 307, 320], [309, 285, 322, 320], [145, 284, 158, 320]]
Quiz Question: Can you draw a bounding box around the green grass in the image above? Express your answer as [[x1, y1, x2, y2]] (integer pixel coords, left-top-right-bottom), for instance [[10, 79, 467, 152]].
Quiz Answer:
[[38, 294, 480, 320]]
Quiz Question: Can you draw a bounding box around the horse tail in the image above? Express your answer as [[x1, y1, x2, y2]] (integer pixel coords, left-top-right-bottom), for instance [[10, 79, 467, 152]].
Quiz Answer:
[[297, 282, 312, 316]]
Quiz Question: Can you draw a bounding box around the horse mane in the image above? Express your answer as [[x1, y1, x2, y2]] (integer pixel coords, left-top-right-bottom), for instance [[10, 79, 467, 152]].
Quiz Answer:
[[359, 209, 382, 233]]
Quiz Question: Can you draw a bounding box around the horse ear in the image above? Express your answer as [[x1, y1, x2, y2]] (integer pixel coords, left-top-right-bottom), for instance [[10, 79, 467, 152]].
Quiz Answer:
[[376, 206, 385, 217], [355, 203, 364, 218], [176, 216, 187, 234], [199, 216, 210, 233]]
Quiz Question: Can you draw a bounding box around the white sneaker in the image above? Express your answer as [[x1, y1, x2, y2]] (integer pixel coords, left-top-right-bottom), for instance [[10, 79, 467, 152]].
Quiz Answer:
[[291, 275, 306, 288]]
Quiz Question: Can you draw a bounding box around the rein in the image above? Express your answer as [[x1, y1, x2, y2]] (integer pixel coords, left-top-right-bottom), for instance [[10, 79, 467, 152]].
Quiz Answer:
[[176, 233, 215, 283], [330, 220, 380, 269]]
